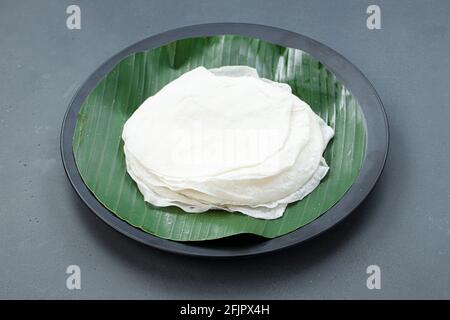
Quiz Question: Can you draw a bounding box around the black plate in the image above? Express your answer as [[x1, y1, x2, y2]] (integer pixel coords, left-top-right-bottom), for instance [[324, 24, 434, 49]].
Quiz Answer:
[[61, 23, 388, 258]]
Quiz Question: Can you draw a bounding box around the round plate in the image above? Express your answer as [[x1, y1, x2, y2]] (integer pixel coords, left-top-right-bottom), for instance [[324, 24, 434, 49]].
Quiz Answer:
[[61, 23, 388, 258]]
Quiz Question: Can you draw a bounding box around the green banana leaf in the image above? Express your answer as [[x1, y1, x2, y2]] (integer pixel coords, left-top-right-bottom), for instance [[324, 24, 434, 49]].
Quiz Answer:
[[73, 35, 366, 241]]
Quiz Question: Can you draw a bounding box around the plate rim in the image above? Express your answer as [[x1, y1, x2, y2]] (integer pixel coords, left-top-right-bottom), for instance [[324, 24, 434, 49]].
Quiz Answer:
[[60, 23, 389, 258]]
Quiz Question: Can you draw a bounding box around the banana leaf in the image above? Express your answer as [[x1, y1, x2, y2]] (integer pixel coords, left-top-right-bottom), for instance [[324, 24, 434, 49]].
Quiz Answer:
[[73, 35, 366, 241]]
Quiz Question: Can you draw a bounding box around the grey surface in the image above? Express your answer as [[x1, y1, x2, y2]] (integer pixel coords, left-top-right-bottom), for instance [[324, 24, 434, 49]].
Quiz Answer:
[[0, 0, 449, 299]]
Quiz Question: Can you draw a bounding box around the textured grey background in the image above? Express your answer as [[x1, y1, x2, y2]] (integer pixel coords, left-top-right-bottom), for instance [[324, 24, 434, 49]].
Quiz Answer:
[[0, 0, 449, 299]]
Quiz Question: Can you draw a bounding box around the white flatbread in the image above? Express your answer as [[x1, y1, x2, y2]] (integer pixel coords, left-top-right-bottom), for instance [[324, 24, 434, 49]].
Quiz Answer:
[[122, 66, 334, 219]]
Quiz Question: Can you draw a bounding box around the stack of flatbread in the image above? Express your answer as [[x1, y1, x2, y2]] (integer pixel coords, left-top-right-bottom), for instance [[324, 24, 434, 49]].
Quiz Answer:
[[122, 66, 334, 219]]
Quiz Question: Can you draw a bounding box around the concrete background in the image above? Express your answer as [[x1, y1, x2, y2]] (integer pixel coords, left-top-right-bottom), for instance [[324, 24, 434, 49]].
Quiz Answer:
[[0, 0, 449, 299]]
